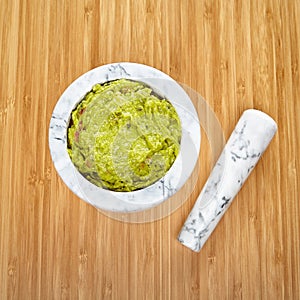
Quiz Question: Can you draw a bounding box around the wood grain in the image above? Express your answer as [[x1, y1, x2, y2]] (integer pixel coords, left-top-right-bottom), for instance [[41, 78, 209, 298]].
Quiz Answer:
[[0, 0, 299, 299]]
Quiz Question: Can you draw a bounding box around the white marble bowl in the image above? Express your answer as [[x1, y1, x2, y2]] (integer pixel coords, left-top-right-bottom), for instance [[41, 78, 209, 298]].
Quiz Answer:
[[49, 63, 201, 212]]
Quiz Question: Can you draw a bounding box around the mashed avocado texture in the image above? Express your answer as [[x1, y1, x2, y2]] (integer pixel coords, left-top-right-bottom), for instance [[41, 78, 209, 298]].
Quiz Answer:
[[68, 79, 181, 192]]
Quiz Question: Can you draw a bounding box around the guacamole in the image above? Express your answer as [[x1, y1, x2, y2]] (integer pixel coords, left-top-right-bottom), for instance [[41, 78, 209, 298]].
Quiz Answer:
[[67, 79, 181, 192]]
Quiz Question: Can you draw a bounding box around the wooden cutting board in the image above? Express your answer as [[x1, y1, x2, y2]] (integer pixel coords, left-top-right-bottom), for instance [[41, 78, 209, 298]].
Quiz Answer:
[[0, 0, 299, 299]]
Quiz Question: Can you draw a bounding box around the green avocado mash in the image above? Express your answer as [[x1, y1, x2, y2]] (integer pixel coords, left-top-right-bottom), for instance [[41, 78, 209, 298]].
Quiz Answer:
[[67, 79, 181, 192]]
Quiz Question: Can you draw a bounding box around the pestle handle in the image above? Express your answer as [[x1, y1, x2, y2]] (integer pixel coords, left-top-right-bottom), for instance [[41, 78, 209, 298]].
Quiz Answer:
[[177, 109, 278, 252]]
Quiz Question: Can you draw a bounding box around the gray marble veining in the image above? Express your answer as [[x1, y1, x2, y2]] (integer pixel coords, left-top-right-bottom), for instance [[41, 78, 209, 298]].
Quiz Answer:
[[177, 109, 278, 252]]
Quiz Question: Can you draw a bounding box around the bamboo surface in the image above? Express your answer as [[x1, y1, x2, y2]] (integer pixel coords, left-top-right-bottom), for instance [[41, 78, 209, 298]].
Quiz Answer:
[[0, 0, 299, 299]]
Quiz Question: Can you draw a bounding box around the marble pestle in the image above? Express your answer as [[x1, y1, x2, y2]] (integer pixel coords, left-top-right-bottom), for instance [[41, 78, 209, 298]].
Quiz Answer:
[[178, 109, 278, 252]]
